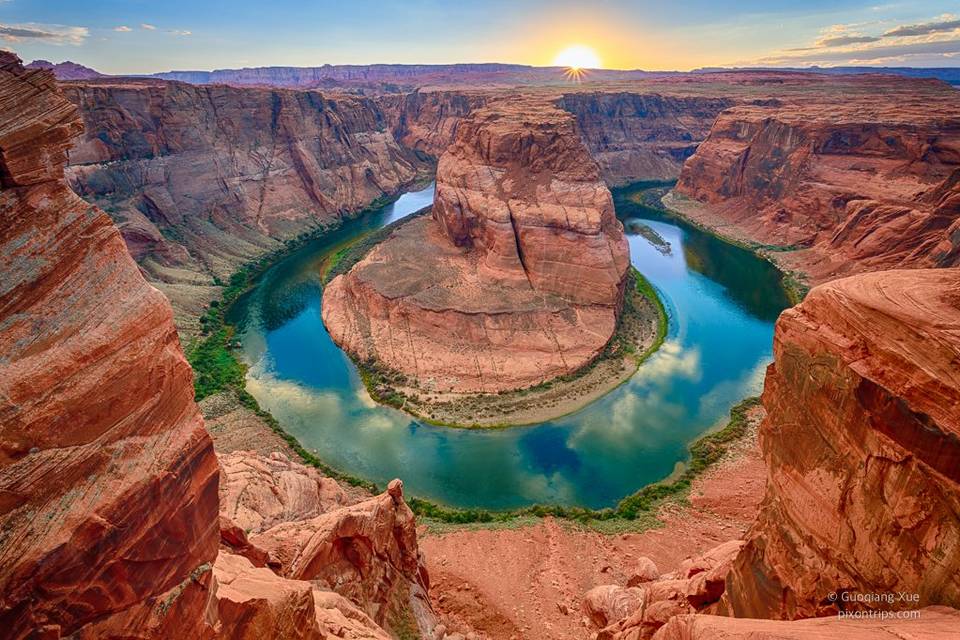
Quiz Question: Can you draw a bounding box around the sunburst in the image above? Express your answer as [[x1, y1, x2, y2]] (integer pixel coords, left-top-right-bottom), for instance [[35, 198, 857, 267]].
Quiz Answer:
[[553, 44, 601, 83]]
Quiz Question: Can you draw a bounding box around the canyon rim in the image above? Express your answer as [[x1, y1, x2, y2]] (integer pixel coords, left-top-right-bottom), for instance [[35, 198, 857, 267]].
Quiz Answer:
[[3, 2, 960, 639]]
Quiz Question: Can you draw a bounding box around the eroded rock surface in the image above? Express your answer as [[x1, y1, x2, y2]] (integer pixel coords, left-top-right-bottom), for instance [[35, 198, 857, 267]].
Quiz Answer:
[[213, 552, 391, 640], [673, 90, 960, 282], [249, 479, 434, 634], [559, 93, 734, 185], [218, 450, 350, 534], [0, 52, 220, 638], [323, 100, 630, 393], [721, 268, 960, 619], [62, 79, 427, 328]]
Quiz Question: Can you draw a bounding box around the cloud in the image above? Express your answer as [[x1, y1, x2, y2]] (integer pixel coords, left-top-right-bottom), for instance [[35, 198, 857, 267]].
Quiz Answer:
[[169, 29, 192, 37], [140, 23, 156, 30], [884, 18, 960, 37], [815, 35, 880, 47], [114, 26, 132, 32], [0, 23, 88, 45], [746, 13, 960, 66], [756, 37, 960, 66]]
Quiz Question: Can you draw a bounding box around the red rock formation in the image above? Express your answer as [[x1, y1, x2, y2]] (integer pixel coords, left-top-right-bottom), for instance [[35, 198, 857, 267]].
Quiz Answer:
[[213, 552, 391, 640], [249, 479, 434, 634], [672, 90, 960, 281], [378, 89, 488, 157], [651, 606, 960, 640], [722, 269, 960, 619], [25, 59, 104, 80], [61, 78, 427, 325], [0, 53, 220, 637], [218, 450, 349, 534], [322, 100, 630, 392], [584, 541, 744, 639], [559, 93, 734, 185], [431, 100, 630, 305]]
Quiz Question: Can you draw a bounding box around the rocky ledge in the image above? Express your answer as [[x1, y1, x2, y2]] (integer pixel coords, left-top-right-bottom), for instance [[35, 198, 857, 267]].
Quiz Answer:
[[587, 267, 960, 638], [322, 99, 639, 413], [0, 52, 437, 640], [670, 89, 960, 283]]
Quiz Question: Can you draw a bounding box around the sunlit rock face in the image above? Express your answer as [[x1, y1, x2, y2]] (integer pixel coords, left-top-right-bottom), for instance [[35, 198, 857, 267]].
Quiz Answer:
[[322, 100, 630, 393], [673, 90, 960, 282], [722, 268, 960, 619], [60, 78, 426, 330], [0, 52, 220, 638], [559, 92, 734, 185]]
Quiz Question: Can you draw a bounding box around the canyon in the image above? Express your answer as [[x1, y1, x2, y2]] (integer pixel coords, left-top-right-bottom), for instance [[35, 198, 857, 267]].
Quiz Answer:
[[3, 48, 960, 640], [322, 99, 634, 399], [583, 267, 960, 639], [670, 79, 960, 284], [0, 54, 433, 640], [56, 71, 960, 340]]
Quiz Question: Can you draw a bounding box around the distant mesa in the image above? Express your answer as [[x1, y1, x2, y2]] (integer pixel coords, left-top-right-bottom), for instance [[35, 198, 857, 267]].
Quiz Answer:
[[25, 59, 104, 80]]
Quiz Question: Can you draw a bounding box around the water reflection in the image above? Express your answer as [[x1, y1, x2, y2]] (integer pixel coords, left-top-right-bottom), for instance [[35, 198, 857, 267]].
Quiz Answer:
[[232, 183, 790, 510]]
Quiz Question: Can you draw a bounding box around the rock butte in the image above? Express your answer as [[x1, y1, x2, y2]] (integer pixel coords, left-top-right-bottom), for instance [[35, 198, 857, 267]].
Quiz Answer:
[[322, 99, 630, 393], [0, 53, 434, 640]]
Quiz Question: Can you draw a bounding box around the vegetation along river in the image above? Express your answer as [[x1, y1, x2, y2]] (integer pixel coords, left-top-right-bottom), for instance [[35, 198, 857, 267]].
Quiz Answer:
[[228, 182, 791, 510]]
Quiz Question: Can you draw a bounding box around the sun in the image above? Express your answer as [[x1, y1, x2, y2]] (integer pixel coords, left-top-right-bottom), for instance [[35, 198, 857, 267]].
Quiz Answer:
[[553, 44, 602, 71]]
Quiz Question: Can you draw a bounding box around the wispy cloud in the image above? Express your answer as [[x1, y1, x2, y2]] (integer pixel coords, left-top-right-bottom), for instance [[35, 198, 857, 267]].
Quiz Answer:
[[755, 38, 960, 66], [114, 26, 132, 33], [884, 17, 960, 37], [168, 29, 192, 37], [747, 14, 960, 66], [0, 22, 88, 45], [816, 34, 880, 47], [140, 23, 156, 31]]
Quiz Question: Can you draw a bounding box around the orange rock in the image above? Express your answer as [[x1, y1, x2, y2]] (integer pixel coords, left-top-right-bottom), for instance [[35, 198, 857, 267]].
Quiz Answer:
[[723, 269, 960, 619], [0, 53, 219, 637], [323, 100, 629, 393], [249, 480, 433, 633], [218, 450, 349, 534], [61, 78, 428, 319], [213, 552, 390, 640], [672, 96, 960, 282], [588, 541, 744, 639]]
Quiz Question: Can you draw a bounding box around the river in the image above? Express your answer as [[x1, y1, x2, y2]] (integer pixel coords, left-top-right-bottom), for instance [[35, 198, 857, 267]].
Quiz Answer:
[[228, 182, 790, 510]]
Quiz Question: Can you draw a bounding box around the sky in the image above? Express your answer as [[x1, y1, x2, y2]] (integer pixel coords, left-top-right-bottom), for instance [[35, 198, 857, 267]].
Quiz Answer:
[[1, 0, 959, 74]]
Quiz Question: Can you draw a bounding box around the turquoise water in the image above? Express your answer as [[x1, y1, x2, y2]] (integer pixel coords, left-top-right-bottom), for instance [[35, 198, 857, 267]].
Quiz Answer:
[[229, 183, 790, 510]]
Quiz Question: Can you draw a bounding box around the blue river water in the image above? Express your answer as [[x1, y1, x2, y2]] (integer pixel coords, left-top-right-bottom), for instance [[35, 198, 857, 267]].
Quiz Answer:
[[229, 182, 790, 510]]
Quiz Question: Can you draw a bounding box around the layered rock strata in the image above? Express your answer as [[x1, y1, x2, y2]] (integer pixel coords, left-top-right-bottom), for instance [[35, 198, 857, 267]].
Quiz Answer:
[[672, 96, 960, 282], [585, 268, 960, 638], [1, 53, 434, 640], [323, 100, 630, 393], [559, 93, 734, 185], [722, 268, 960, 619], [0, 52, 220, 638], [62, 79, 426, 327]]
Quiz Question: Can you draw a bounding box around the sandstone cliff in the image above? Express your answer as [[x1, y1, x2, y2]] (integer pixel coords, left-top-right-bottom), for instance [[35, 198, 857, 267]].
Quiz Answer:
[[378, 89, 488, 157], [672, 93, 960, 282], [0, 52, 221, 638], [559, 93, 734, 185], [722, 268, 960, 619], [322, 100, 630, 393], [1, 53, 434, 640], [62, 78, 427, 327], [582, 268, 960, 638]]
